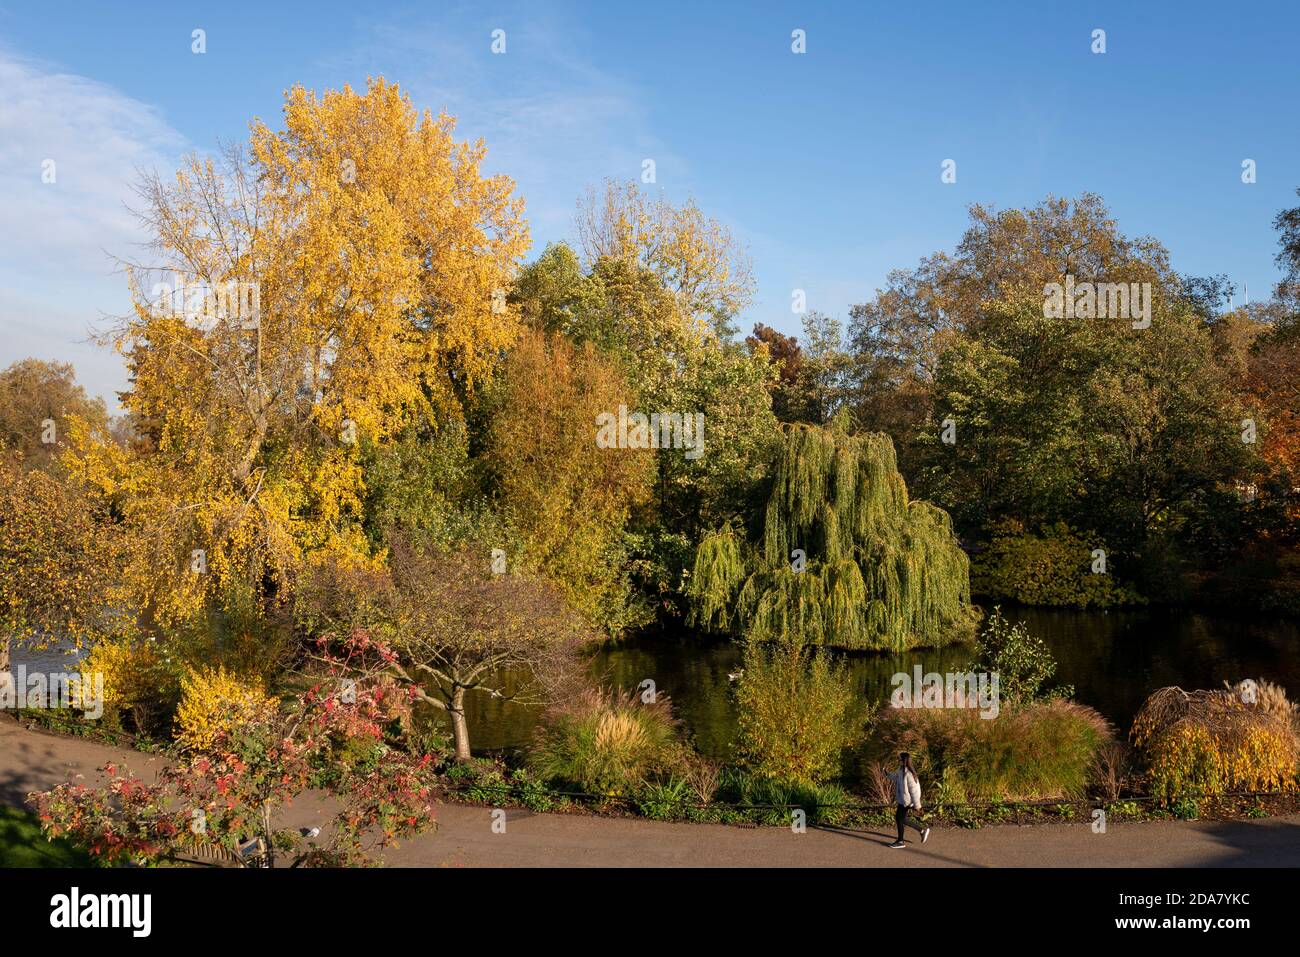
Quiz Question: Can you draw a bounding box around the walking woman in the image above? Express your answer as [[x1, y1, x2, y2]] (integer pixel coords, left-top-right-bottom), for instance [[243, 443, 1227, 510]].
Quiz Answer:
[[887, 752, 930, 848]]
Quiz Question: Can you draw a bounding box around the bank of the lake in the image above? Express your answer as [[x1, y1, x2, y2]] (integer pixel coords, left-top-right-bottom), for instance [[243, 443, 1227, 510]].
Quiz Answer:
[[13, 606, 1300, 777], [461, 607, 1300, 768]]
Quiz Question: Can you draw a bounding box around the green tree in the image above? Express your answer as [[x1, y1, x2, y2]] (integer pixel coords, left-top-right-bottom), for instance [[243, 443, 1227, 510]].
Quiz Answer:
[[511, 232, 782, 597], [690, 420, 977, 651], [846, 194, 1179, 472], [0, 359, 109, 472], [971, 608, 1072, 709], [511, 242, 597, 339], [359, 411, 496, 552], [794, 311, 854, 425], [850, 195, 1259, 598]]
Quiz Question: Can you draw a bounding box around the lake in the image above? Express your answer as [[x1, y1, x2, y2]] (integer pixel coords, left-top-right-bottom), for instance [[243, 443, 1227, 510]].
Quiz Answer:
[[462, 607, 1300, 762], [12, 607, 1299, 768]]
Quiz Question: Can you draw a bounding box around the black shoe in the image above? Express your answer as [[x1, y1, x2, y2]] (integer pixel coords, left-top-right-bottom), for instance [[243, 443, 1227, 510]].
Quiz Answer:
[[887, 841, 906, 848]]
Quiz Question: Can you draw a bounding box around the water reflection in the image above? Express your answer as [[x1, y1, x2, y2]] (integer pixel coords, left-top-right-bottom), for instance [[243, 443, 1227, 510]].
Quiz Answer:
[[463, 608, 1300, 760], [15, 608, 1298, 766]]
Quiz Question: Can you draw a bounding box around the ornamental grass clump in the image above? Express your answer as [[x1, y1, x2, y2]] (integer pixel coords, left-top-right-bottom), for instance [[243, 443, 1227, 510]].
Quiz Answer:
[[688, 422, 977, 651], [529, 687, 685, 797], [875, 698, 1112, 803], [1130, 683, 1300, 804]]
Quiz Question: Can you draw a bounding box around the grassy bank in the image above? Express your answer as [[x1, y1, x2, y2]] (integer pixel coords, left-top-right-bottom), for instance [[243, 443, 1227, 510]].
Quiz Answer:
[[0, 805, 96, 867]]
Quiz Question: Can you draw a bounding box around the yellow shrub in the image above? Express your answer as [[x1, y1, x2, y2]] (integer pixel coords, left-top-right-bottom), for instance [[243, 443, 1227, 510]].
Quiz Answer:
[[1132, 685, 1299, 803], [80, 639, 174, 713], [175, 666, 278, 752]]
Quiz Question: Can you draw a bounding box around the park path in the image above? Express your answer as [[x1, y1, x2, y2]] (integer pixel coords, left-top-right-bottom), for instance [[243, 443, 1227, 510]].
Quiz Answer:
[[3, 716, 1298, 867]]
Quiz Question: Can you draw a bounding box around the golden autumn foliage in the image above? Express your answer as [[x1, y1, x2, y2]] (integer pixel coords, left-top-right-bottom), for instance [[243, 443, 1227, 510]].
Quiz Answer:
[[175, 665, 279, 753], [66, 78, 529, 635], [1131, 684, 1300, 803], [249, 79, 529, 413], [487, 329, 655, 633], [0, 455, 125, 669], [576, 179, 754, 336], [83, 640, 164, 709], [79, 638, 178, 732]]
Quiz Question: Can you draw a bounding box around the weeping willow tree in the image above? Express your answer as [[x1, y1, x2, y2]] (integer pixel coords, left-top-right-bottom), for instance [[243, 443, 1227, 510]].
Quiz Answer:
[[689, 422, 977, 651]]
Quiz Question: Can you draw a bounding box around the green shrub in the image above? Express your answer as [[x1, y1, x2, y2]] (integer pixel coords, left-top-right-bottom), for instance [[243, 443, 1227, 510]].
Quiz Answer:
[[733, 641, 860, 787], [443, 757, 511, 803], [972, 520, 1143, 608], [803, 783, 852, 826], [715, 768, 852, 826], [972, 607, 1073, 708], [635, 776, 692, 820], [1108, 800, 1140, 818], [529, 687, 685, 797], [508, 768, 558, 812]]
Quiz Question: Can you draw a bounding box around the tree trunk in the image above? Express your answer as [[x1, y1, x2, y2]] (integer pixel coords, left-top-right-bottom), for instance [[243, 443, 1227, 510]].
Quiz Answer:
[[0, 637, 10, 712], [259, 800, 274, 869], [449, 685, 471, 763]]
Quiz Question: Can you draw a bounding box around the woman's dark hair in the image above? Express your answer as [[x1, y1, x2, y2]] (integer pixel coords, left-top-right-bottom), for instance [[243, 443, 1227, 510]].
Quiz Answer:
[[900, 752, 917, 781]]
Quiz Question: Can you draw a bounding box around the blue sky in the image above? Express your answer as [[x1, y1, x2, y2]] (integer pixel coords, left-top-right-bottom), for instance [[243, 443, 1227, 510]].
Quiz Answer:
[[2, 0, 1298, 402]]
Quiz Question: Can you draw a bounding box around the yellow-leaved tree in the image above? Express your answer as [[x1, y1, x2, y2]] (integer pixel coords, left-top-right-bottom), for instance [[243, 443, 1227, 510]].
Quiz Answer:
[[575, 179, 754, 339], [487, 329, 655, 633], [67, 77, 530, 643]]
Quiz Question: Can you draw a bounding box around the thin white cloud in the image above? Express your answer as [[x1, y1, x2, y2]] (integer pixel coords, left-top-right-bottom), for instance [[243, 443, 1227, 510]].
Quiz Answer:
[[0, 48, 188, 402], [0, 49, 186, 267], [323, 11, 687, 244]]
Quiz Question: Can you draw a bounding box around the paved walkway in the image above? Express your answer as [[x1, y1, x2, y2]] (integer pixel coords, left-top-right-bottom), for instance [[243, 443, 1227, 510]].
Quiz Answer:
[[4, 717, 1298, 867]]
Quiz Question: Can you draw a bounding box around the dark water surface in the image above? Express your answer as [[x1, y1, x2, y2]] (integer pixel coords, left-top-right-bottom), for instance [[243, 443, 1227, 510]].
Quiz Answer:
[[463, 607, 1300, 761], [13, 608, 1298, 766]]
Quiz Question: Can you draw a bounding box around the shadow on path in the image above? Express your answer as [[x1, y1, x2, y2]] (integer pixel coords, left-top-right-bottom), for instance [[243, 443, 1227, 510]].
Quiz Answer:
[[1181, 817, 1300, 867], [812, 822, 987, 867]]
